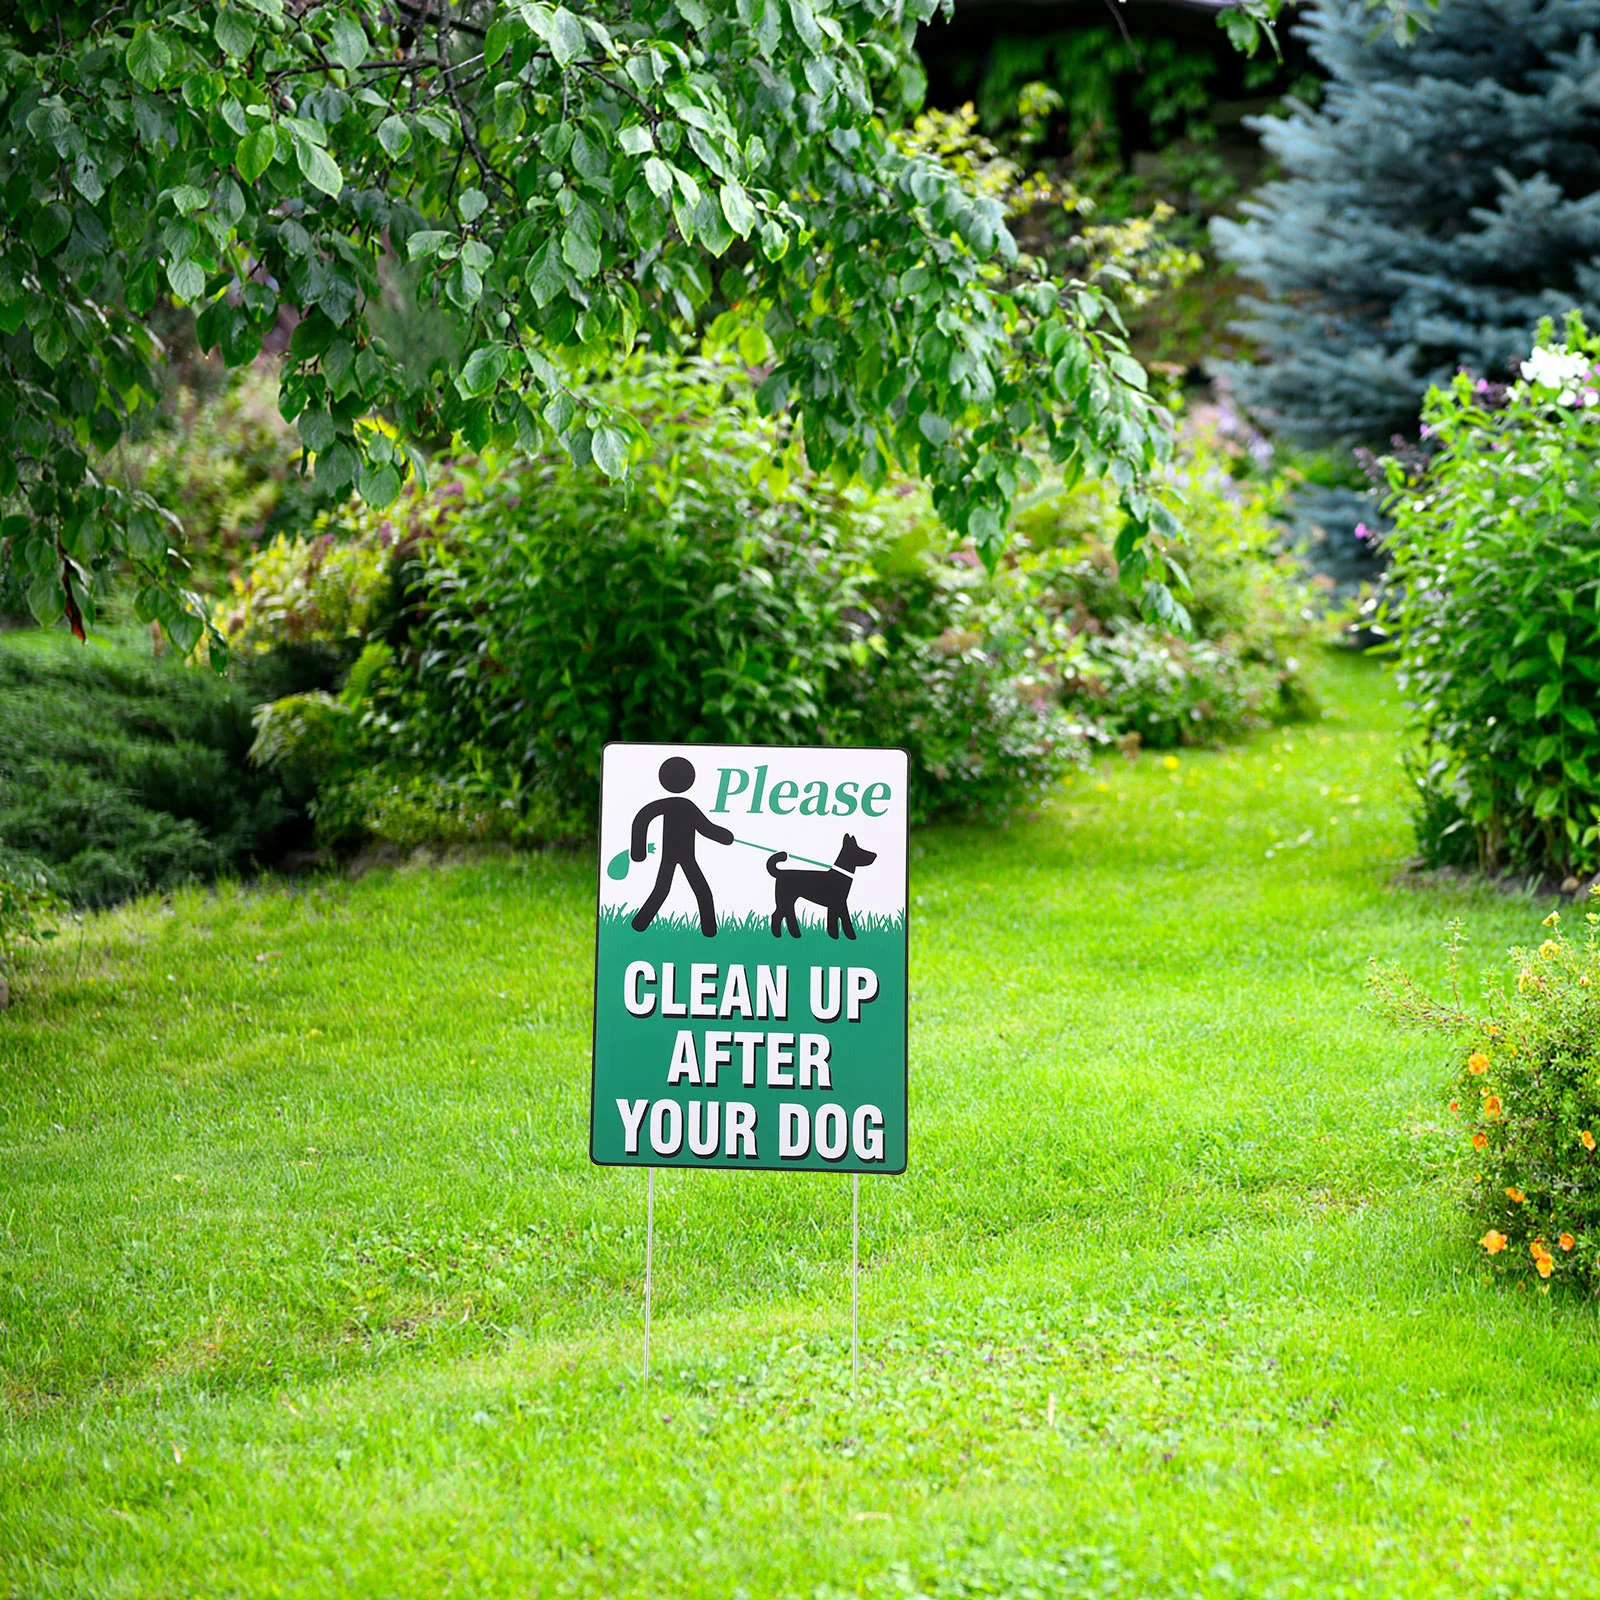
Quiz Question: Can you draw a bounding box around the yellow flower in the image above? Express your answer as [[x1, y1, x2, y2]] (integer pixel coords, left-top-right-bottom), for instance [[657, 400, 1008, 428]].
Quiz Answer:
[[1162, 755, 1180, 771], [1472, 1131, 1488, 1150], [1543, 910, 1560, 927], [1468, 1052, 1490, 1074], [1481, 1230, 1508, 1254], [1560, 1233, 1576, 1251], [1506, 1187, 1525, 1202], [1540, 940, 1560, 959], [1483, 1094, 1502, 1118], [1583, 1130, 1597, 1152]]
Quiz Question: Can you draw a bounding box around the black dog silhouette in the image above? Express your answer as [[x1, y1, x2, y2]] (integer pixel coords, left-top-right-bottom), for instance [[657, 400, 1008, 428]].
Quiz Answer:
[[767, 833, 878, 940]]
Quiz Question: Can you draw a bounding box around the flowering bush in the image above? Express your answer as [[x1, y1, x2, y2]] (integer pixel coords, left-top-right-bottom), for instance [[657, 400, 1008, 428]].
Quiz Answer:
[[1372, 905, 1600, 1295], [1381, 313, 1600, 879]]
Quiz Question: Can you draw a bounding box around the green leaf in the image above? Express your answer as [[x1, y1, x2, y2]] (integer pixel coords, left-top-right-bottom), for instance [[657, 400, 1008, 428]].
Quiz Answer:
[[720, 181, 757, 238], [1564, 703, 1597, 735], [168, 185, 210, 215], [562, 205, 601, 278], [445, 261, 484, 309], [407, 230, 452, 260], [357, 460, 402, 507], [1219, 10, 1261, 55], [328, 14, 369, 70], [485, 16, 518, 65], [27, 573, 63, 626], [32, 320, 68, 368], [918, 412, 951, 445], [30, 203, 72, 257], [125, 29, 172, 91], [643, 157, 673, 200], [297, 407, 336, 453], [527, 241, 566, 307], [376, 115, 412, 159], [524, 3, 585, 65], [236, 125, 277, 182], [166, 257, 205, 301], [71, 156, 104, 204], [1549, 630, 1567, 668], [592, 424, 629, 479], [166, 610, 204, 655], [618, 124, 654, 155], [295, 137, 344, 197], [1536, 681, 1563, 718], [459, 187, 488, 223], [457, 344, 509, 398], [214, 8, 256, 58]]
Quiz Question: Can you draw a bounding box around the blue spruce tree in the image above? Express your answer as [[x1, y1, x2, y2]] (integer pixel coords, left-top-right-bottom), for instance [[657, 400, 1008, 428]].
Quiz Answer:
[[1215, 0, 1600, 446]]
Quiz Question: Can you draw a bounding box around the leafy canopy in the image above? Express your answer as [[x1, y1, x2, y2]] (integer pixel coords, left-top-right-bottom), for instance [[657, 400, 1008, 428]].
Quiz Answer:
[[0, 0, 1206, 657]]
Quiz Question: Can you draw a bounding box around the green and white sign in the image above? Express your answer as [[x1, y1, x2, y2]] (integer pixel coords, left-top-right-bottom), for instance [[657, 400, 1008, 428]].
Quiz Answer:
[[591, 743, 909, 1173]]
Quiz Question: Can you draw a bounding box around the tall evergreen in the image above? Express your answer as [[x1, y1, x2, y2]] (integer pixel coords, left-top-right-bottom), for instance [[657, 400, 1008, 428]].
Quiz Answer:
[[1215, 0, 1600, 445]]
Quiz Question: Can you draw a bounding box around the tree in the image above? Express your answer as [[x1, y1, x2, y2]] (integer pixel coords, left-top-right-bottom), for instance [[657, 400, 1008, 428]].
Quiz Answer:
[[1214, 0, 1600, 446], [0, 0, 1209, 659]]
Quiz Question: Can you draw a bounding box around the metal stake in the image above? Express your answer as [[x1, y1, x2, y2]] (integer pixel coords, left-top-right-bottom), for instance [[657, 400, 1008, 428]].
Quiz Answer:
[[851, 1172, 860, 1398], [644, 1166, 655, 1384]]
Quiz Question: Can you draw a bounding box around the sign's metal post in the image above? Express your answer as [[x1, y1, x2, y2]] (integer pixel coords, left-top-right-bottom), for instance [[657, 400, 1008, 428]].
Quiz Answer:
[[643, 1167, 655, 1383], [851, 1172, 860, 1399]]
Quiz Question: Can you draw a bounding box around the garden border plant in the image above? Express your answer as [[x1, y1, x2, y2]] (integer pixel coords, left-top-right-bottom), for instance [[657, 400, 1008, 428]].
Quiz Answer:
[[1380, 313, 1600, 882], [1372, 902, 1600, 1297]]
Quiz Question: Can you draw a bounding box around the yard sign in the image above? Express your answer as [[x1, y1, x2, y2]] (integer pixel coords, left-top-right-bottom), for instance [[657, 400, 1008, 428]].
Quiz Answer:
[[591, 742, 908, 1174]]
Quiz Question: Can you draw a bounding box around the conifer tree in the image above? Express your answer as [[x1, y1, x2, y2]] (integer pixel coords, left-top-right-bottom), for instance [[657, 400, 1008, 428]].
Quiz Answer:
[[1215, 0, 1600, 445]]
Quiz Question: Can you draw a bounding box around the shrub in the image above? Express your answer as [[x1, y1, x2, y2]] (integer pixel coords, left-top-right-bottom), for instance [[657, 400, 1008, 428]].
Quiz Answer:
[[231, 360, 1090, 834], [0, 850, 60, 998], [226, 363, 1322, 843], [1063, 624, 1283, 750], [1382, 315, 1600, 880], [1371, 907, 1600, 1296], [1005, 438, 1321, 746], [122, 364, 342, 590], [0, 631, 297, 907]]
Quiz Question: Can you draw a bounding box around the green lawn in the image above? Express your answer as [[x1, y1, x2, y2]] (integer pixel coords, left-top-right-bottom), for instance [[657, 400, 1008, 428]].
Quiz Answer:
[[4, 653, 1594, 1598]]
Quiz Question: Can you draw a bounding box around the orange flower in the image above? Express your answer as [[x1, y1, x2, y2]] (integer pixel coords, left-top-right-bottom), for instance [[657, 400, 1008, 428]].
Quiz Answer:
[[1481, 1230, 1508, 1254], [1472, 1131, 1488, 1150], [1531, 1241, 1554, 1279], [1449, 1100, 1460, 1113], [1468, 1053, 1490, 1074], [1560, 1233, 1576, 1251], [1582, 1130, 1597, 1152], [1483, 1095, 1502, 1118], [1506, 1187, 1525, 1202]]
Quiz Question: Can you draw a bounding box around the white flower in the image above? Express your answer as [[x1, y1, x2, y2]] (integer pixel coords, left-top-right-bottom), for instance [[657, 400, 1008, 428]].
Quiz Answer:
[[1520, 346, 1589, 389]]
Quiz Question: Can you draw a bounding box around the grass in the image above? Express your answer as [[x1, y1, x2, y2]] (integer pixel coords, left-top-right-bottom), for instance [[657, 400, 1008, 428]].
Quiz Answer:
[[3, 651, 1596, 1597]]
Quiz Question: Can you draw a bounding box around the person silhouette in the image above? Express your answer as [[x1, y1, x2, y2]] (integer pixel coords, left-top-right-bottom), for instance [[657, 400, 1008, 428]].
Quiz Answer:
[[630, 756, 734, 935]]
